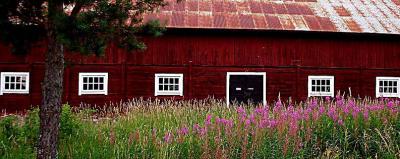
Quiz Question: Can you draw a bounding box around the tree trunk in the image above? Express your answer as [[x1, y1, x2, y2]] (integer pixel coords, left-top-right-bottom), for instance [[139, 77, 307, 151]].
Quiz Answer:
[[37, 1, 64, 158]]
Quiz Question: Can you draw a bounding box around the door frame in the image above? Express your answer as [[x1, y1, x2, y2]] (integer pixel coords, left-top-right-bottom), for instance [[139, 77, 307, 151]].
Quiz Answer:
[[226, 72, 266, 106]]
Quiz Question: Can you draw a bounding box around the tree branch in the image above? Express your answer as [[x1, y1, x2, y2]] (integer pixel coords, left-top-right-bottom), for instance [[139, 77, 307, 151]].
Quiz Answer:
[[70, 1, 83, 18]]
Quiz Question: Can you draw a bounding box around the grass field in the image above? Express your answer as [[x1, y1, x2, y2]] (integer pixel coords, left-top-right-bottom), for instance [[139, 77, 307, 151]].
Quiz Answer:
[[1, 96, 399, 158]]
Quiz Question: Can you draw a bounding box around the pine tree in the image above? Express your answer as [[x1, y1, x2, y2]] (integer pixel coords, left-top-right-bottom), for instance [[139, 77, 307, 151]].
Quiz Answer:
[[0, 0, 167, 158]]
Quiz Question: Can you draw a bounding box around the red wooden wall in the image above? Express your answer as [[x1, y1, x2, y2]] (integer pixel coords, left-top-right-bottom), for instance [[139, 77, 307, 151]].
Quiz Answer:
[[1, 29, 400, 112]]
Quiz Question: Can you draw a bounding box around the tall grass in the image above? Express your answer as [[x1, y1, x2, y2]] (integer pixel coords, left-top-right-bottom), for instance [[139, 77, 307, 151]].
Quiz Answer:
[[1, 96, 399, 158]]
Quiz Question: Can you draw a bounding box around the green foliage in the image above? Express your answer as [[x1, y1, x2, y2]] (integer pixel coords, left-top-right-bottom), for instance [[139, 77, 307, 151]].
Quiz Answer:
[[0, 104, 81, 158], [0, 0, 167, 55], [0, 99, 399, 158]]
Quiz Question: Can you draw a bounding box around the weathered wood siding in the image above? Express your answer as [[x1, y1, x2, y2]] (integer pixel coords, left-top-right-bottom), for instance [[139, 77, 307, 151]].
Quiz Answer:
[[1, 30, 400, 112]]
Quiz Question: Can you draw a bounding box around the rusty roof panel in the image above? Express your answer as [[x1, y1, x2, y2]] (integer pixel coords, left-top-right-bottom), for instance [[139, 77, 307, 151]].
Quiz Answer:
[[213, 13, 226, 28], [173, 1, 185, 11], [226, 13, 241, 28], [186, 12, 198, 27], [146, 0, 400, 34], [198, 12, 213, 28], [262, 2, 275, 14], [303, 15, 321, 30], [265, 15, 283, 30], [279, 15, 295, 30], [272, 3, 288, 14], [198, 1, 211, 12], [253, 14, 268, 29], [225, 1, 237, 13], [213, 1, 224, 13], [187, 1, 198, 12], [249, 1, 263, 13], [239, 14, 255, 28]]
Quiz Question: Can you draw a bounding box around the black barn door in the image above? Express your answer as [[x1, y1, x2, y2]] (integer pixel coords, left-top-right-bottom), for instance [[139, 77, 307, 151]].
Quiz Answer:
[[229, 75, 263, 104]]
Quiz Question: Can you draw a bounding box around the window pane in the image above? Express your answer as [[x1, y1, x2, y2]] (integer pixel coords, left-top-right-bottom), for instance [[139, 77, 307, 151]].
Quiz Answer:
[[159, 78, 163, 84], [389, 81, 393, 86], [388, 87, 393, 93], [5, 83, 9, 89], [16, 83, 20, 89], [174, 78, 179, 84], [384, 87, 388, 92], [169, 78, 174, 84], [321, 86, 325, 92], [394, 81, 398, 87], [83, 84, 88, 90], [99, 84, 104, 90], [22, 77, 26, 83], [316, 86, 320, 91], [327, 87, 330, 92], [10, 84, 15, 89], [164, 78, 168, 84], [16, 76, 21, 82], [394, 87, 397, 93], [22, 84, 26, 89], [312, 80, 315, 85], [379, 87, 383, 93], [94, 77, 98, 83], [316, 80, 320, 85], [83, 77, 88, 83], [327, 80, 330, 85], [169, 85, 174, 90], [89, 77, 93, 83], [89, 84, 93, 90], [11, 77, 15, 82], [174, 85, 179, 90], [321, 80, 325, 85], [312, 86, 315, 91], [379, 81, 383, 86], [384, 81, 388, 86], [5, 76, 9, 82], [159, 85, 163, 91], [94, 84, 98, 90]]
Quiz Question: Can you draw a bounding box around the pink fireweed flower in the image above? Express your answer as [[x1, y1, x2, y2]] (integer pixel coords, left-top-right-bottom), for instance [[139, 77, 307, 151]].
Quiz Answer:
[[193, 124, 200, 132], [268, 119, 278, 128], [337, 119, 344, 126], [363, 110, 369, 121], [327, 107, 338, 121], [325, 96, 331, 103], [387, 100, 395, 109], [245, 119, 251, 127], [352, 106, 361, 119], [205, 114, 212, 125], [319, 106, 325, 114], [178, 127, 189, 136], [163, 132, 173, 143], [309, 98, 318, 109], [237, 107, 246, 115]]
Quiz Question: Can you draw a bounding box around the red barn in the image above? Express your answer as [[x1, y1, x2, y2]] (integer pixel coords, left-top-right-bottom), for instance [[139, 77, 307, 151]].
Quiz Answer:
[[1, 0, 400, 111]]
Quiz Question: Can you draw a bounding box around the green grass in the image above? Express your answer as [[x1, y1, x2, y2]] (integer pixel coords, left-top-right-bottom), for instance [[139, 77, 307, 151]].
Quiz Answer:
[[0, 97, 399, 158]]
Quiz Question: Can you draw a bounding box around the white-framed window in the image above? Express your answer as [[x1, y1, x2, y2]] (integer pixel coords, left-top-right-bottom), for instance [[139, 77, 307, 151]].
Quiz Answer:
[[376, 77, 400, 98], [308, 76, 334, 97], [0, 72, 30, 95], [78, 73, 108, 95], [154, 73, 183, 96]]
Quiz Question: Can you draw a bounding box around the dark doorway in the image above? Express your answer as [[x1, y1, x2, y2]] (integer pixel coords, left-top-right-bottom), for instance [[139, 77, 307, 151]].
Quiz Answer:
[[228, 74, 264, 105]]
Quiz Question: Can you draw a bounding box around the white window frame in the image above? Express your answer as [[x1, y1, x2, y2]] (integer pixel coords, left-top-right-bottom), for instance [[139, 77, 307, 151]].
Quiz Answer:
[[226, 72, 267, 107], [0, 72, 30, 95], [78, 73, 108, 95], [308, 76, 334, 97], [376, 77, 400, 98], [154, 73, 184, 96]]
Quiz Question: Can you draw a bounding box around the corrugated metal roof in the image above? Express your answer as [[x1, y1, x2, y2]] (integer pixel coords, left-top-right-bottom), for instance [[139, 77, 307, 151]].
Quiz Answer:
[[144, 0, 400, 34]]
